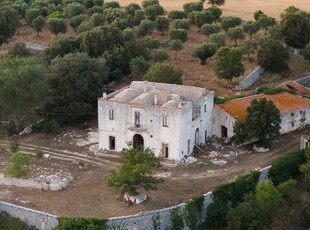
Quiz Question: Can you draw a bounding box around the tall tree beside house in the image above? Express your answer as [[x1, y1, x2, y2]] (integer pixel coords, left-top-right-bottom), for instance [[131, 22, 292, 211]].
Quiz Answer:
[[233, 98, 281, 148], [46, 52, 109, 124], [0, 56, 48, 134], [107, 148, 163, 196], [215, 46, 244, 84]]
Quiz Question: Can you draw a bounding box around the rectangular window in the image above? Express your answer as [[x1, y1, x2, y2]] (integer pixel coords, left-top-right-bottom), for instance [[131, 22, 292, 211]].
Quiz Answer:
[[135, 111, 141, 127], [187, 139, 190, 155], [291, 112, 294, 116], [162, 115, 168, 127], [109, 136, 115, 150], [109, 109, 114, 120], [204, 104, 207, 112]]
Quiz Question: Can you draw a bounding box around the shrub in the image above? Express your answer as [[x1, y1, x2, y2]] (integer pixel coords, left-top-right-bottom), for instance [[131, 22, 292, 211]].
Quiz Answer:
[[70, 14, 85, 31], [168, 10, 187, 20], [35, 145, 44, 158], [104, 1, 120, 9], [185, 196, 204, 230], [77, 22, 92, 33], [130, 56, 150, 77], [88, 6, 103, 15], [8, 42, 31, 57], [0, 211, 38, 230], [4, 152, 31, 178], [90, 13, 104, 27], [170, 29, 188, 43], [171, 209, 184, 230], [208, 33, 225, 48], [5, 121, 18, 136], [55, 217, 108, 230], [269, 150, 306, 186], [144, 63, 183, 84], [153, 49, 168, 62], [65, 2, 85, 18], [173, 19, 190, 30], [49, 10, 65, 19], [43, 119, 60, 134], [10, 136, 19, 153]]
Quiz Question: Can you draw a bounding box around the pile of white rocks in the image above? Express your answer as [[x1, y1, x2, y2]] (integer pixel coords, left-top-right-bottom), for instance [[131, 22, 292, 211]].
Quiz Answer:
[[35, 172, 74, 191]]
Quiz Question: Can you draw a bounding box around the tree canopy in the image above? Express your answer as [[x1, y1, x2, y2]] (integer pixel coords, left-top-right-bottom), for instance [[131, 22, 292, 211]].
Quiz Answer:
[[0, 56, 48, 132], [233, 98, 281, 148], [0, 6, 20, 44], [107, 148, 162, 195], [144, 63, 183, 84], [46, 53, 108, 124]]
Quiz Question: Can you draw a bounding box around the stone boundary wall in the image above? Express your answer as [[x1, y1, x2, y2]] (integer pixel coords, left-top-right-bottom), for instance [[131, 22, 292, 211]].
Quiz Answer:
[[0, 201, 58, 230], [17, 41, 47, 51], [0, 167, 271, 230], [235, 66, 265, 91]]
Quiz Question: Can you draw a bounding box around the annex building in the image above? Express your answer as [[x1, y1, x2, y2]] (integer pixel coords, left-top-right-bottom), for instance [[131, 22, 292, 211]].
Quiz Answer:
[[213, 92, 310, 139], [98, 81, 214, 161]]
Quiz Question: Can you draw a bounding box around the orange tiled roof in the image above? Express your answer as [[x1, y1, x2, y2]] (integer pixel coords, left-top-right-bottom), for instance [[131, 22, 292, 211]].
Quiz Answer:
[[278, 81, 310, 95], [218, 92, 310, 122]]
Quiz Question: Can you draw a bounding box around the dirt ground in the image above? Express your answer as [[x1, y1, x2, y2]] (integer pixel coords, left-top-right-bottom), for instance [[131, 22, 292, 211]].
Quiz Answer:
[[116, 0, 310, 20], [0, 121, 307, 218]]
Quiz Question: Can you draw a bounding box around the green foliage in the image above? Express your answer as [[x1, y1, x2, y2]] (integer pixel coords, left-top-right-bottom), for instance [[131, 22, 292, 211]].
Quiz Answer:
[[104, 1, 120, 9], [31, 15, 45, 35], [90, 13, 104, 27], [170, 29, 188, 43], [173, 19, 190, 30], [192, 42, 217, 65], [47, 53, 108, 124], [168, 10, 187, 20], [221, 16, 241, 31], [256, 86, 295, 95], [215, 46, 244, 82], [5, 151, 31, 178], [8, 42, 31, 57], [44, 36, 80, 64], [277, 179, 297, 203], [242, 39, 258, 61], [70, 14, 85, 31], [155, 16, 169, 34], [65, 2, 85, 18], [5, 121, 18, 136], [183, 2, 203, 15], [0, 56, 48, 132], [208, 33, 225, 48], [77, 22, 93, 33], [170, 39, 183, 60], [132, 10, 145, 27], [269, 150, 306, 186], [88, 6, 103, 15], [206, 171, 260, 228], [153, 49, 168, 62], [25, 7, 42, 25], [47, 18, 67, 36], [299, 162, 310, 190], [189, 10, 214, 29], [80, 26, 124, 57], [111, 18, 129, 30], [201, 23, 221, 37], [208, 0, 225, 6], [254, 10, 265, 21], [142, 36, 160, 54], [302, 201, 310, 228], [144, 63, 183, 85], [243, 20, 259, 39], [145, 4, 164, 21], [55, 217, 108, 230], [257, 37, 289, 72], [0, 211, 38, 230], [107, 148, 162, 195], [257, 14, 276, 34], [152, 214, 160, 230], [125, 3, 141, 16], [0, 6, 20, 44], [83, 0, 95, 9], [302, 41, 310, 60], [103, 7, 122, 23], [185, 196, 204, 230], [227, 27, 244, 46], [35, 145, 44, 158], [137, 19, 155, 37], [130, 56, 150, 77], [280, 7, 310, 48], [171, 209, 184, 230], [48, 11, 65, 19], [207, 6, 222, 21], [10, 136, 19, 153], [43, 118, 60, 134], [234, 98, 281, 148]]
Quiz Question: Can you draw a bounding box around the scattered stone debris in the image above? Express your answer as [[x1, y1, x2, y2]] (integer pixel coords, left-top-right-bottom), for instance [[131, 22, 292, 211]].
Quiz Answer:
[[124, 193, 147, 204], [154, 172, 171, 178], [180, 156, 198, 164]]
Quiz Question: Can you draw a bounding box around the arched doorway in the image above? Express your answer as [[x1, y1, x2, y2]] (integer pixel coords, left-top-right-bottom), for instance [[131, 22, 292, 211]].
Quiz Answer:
[[133, 134, 144, 149], [195, 128, 199, 145]]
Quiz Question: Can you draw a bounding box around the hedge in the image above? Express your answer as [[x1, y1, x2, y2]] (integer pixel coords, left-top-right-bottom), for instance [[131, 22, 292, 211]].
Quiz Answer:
[[54, 217, 108, 230]]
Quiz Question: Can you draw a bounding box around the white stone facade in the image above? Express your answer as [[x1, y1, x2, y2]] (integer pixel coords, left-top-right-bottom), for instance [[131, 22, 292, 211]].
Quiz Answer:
[[98, 81, 214, 161]]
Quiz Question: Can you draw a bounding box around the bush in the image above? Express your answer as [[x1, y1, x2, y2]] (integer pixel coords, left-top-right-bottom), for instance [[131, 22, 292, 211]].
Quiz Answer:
[[144, 63, 183, 84], [168, 10, 187, 20], [185, 196, 204, 230], [269, 150, 306, 186], [8, 42, 31, 57], [5, 121, 18, 136], [173, 19, 190, 30], [171, 209, 184, 230], [55, 217, 108, 230], [0, 211, 38, 230], [208, 33, 225, 48], [4, 152, 31, 178], [43, 119, 60, 134], [170, 29, 188, 43], [153, 49, 168, 62], [10, 136, 19, 153], [104, 1, 120, 9], [35, 145, 44, 158], [90, 13, 104, 27], [88, 6, 103, 15], [77, 22, 92, 33]]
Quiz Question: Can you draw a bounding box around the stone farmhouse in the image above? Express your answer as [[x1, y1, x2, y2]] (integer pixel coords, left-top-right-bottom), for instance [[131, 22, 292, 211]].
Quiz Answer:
[[98, 81, 214, 161], [213, 92, 310, 139]]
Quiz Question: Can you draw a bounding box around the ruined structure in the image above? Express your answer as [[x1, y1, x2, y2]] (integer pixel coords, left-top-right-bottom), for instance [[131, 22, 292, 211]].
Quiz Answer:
[[98, 81, 214, 161]]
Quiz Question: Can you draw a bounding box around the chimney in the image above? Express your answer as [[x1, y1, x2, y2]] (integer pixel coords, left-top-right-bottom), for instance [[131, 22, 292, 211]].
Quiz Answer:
[[143, 81, 147, 93], [103, 92, 107, 100], [154, 94, 158, 106]]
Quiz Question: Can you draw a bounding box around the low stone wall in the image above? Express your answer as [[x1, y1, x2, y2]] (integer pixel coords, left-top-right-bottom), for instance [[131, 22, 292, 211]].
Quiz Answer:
[[0, 167, 271, 230], [235, 66, 265, 90], [0, 201, 58, 230]]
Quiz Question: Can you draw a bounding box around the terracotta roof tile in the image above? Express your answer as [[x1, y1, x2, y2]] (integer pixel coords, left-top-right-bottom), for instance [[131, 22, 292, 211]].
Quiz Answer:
[[218, 92, 310, 122]]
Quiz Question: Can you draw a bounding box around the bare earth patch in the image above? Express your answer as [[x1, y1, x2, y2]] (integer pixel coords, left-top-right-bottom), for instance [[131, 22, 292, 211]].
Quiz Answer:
[[0, 120, 306, 218]]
